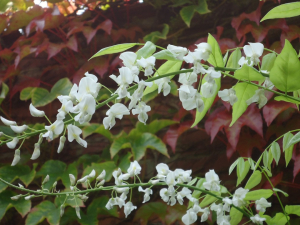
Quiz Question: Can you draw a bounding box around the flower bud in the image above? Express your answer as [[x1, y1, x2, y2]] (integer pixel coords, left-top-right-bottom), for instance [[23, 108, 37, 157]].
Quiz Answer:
[[25, 195, 34, 200], [77, 176, 88, 183], [150, 179, 160, 185], [75, 206, 81, 219], [57, 136, 66, 153], [11, 149, 21, 166], [96, 180, 105, 187], [53, 181, 57, 188], [7, 137, 19, 149], [42, 175, 49, 185], [18, 183, 24, 188], [69, 174, 76, 186], [11, 194, 22, 200], [0, 132, 3, 137], [0, 116, 16, 126], [88, 169, 95, 178], [70, 186, 74, 191], [78, 194, 89, 201], [30, 143, 40, 160], [114, 187, 129, 193], [29, 103, 45, 117], [60, 205, 65, 217], [37, 133, 43, 145], [96, 170, 106, 181], [10, 124, 28, 133]]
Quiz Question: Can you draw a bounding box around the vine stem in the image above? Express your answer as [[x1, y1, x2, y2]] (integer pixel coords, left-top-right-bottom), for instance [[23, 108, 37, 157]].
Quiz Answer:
[[0, 177, 251, 218]]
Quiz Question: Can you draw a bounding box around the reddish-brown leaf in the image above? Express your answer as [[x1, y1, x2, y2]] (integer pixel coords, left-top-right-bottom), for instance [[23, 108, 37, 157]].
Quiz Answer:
[[66, 36, 78, 52], [93, 59, 109, 78], [97, 19, 113, 35], [262, 172, 283, 189], [293, 155, 300, 181], [14, 45, 33, 67], [0, 15, 7, 34], [0, 49, 15, 62], [82, 26, 97, 44], [47, 42, 64, 59], [10, 78, 40, 98], [263, 100, 297, 126]]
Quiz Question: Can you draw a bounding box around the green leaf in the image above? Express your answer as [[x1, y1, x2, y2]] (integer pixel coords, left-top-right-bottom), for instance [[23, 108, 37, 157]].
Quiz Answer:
[[188, 178, 205, 208], [261, 2, 300, 21], [285, 205, 300, 216], [274, 96, 300, 104], [287, 131, 300, 149], [82, 123, 112, 141], [223, 51, 229, 66], [270, 142, 281, 165], [51, 78, 73, 96], [25, 201, 60, 225], [248, 158, 255, 170], [226, 49, 241, 69], [237, 160, 250, 186], [61, 162, 78, 189], [195, 0, 210, 14], [0, 82, 9, 104], [136, 41, 156, 59], [188, 178, 198, 186], [229, 158, 239, 175], [244, 189, 273, 201], [270, 39, 300, 92], [237, 157, 245, 178], [0, 165, 36, 192], [153, 49, 178, 61], [83, 161, 117, 182], [263, 151, 269, 169], [261, 53, 276, 72], [20, 87, 36, 100], [90, 43, 137, 59], [0, 190, 31, 220], [133, 202, 167, 224], [143, 60, 182, 96], [273, 188, 289, 197], [36, 160, 67, 190], [143, 24, 169, 43], [245, 171, 262, 190], [199, 192, 220, 207], [136, 119, 177, 134], [262, 213, 290, 225], [31, 88, 56, 107], [230, 207, 243, 225], [263, 166, 272, 177], [283, 132, 294, 166], [180, 5, 195, 27], [119, 152, 132, 172], [230, 82, 257, 126], [207, 33, 224, 68], [234, 64, 265, 81]]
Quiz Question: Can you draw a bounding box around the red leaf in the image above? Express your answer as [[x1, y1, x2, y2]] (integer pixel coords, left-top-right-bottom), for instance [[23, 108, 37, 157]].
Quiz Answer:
[[280, 25, 300, 47], [93, 59, 109, 78], [0, 49, 15, 62], [263, 100, 297, 126], [0, 15, 8, 34], [1, 65, 19, 83], [10, 78, 40, 98], [82, 26, 97, 44], [47, 43, 64, 59], [236, 24, 253, 41], [35, 39, 49, 56], [14, 45, 33, 67], [236, 132, 266, 158], [262, 172, 283, 189], [163, 121, 193, 153], [66, 36, 78, 52], [97, 19, 113, 35], [67, 22, 85, 37], [293, 155, 300, 181]]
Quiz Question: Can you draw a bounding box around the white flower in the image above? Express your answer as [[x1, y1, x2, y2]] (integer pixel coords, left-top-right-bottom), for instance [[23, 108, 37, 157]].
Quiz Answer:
[[166, 171, 177, 186], [182, 209, 197, 225], [150, 179, 160, 185], [195, 42, 212, 61], [182, 92, 204, 112], [160, 188, 170, 202], [69, 84, 78, 102], [138, 186, 153, 203], [110, 67, 134, 99], [250, 214, 266, 225], [42, 175, 50, 184], [30, 143, 40, 160], [238, 56, 252, 67], [218, 88, 238, 105], [43, 120, 64, 140], [156, 163, 169, 178], [210, 203, 223, 217], [57, 97, 73, 116], [176, 187, 192, 205], [205, 67, 221, 82], [67, 124, 87, 148], [7, 137, 19, 149], [11, 194, 22, 200], [120, 52, 139, 80], [105, 198, 116, 210], [96, 170, 106, 181], [75, 206, 81, 219], [201, 81, 218, 98], [132, 101, 151, 124], [262, 77, 274, 89], [72, 94, 96, 124], [155, 77, 171, 96], [183, 51, 207, 74], [77, 175, 88, 183], [127, 160, 142, 176], [128, 80, 152, 109], [174, 169, 192, 183], [217, 215, 231, 225], [203, 169, 220, 192], [137, 56, 156, 76], [77, 72, 101, 100], [25, 195, 34, 200], [255, 198, 271, 213], [88, 169, 96, 178], [29, 104, 45, 117], [69, 174, 76, 186], [0, 116, 16, 126], [232, 187, 249, 207], [167, 44, 188, 60], [200, 207, 210, 222], [103, 103, 130, 130], [10, 125, 28, 133], [222, 197, 232, 212], [243, 42, 264, 66], [178, 70, 197, 90], [11, 149, 21, 166], [246, 89, 268, 109], [124, 202, 137, 218], [57, 136, 66, 153]]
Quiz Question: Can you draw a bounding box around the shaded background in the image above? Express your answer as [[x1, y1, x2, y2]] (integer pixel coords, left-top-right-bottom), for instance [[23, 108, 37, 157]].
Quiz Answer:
[[1, 0, 300, 224]]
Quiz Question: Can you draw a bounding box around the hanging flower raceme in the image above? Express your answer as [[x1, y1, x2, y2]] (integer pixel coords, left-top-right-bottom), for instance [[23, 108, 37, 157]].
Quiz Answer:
[[103, 103, 130, 130]]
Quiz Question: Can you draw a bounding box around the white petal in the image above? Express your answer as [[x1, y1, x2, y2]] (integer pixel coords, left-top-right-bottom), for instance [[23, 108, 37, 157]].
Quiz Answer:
[[29, 104, 45, 117]]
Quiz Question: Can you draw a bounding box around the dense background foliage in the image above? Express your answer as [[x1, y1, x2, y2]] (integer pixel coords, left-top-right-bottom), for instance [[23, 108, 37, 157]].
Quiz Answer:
[[1, 0, 300, 224]]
